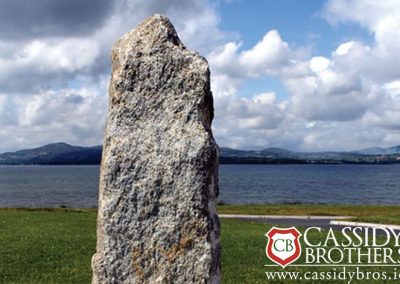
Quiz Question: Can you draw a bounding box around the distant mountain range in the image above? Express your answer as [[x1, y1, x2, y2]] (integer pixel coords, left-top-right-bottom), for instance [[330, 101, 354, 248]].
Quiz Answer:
[[351, 145, 400, 155], [1, 142, 400, 165], [0, 143, 102, 165], [220, 146, 400, 164]]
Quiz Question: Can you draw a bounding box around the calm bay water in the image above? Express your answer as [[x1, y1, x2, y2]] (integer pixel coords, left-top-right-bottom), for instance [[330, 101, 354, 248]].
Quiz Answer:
[[0, 164, 399, 207], [0, 166, 99, 208], [219, 164, 400, 205]]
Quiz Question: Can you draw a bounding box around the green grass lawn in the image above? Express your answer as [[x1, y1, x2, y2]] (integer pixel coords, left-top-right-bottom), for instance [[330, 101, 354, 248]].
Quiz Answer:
[[0, 208, 399, 283], [0, 209, 95, 284]]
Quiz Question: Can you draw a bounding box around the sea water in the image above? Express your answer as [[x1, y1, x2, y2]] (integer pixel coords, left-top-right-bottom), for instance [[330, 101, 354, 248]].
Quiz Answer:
[[0, 164, 399, 207]]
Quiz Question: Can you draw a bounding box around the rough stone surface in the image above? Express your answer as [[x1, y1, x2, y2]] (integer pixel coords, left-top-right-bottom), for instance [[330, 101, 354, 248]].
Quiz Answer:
[[92, 14, 220, 284]]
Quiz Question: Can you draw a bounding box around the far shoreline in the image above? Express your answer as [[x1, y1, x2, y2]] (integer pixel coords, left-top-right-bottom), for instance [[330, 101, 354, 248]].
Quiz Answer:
[[1, 204, 399, 225], [1, 162, 400, 166]]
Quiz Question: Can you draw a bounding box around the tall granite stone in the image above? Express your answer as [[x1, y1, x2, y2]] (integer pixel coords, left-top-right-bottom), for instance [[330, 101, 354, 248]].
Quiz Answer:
[[92, 15, 220, 283]]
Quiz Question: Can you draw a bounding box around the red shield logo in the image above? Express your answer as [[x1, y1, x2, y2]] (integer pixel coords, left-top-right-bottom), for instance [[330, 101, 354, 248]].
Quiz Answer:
[[266, 227, 302, 268]]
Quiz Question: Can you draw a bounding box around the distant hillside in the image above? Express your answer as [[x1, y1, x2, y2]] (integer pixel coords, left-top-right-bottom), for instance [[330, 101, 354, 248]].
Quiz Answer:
[[0, 143, 102, 165], [220, 146, 400, 164], [1, 143, 400, 165], [351, 145, 400, 155]]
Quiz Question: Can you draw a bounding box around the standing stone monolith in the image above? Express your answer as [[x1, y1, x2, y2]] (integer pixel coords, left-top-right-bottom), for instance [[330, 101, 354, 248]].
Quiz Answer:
[[92, 14, 220, 283]]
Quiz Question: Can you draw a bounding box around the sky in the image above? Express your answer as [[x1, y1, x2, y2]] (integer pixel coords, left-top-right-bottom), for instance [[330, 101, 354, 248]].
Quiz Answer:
[[0, 0, 400, 153]]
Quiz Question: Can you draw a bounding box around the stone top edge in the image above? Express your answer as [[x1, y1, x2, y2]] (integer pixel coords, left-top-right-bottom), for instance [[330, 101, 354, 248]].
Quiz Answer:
[[114, 14, 185, 51]]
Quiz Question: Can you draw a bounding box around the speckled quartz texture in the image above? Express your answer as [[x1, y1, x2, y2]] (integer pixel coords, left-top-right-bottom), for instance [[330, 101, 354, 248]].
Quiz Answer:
[[91, 14, 220, 284]]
